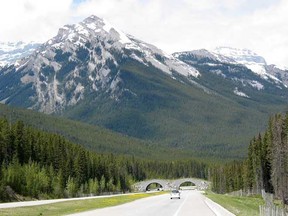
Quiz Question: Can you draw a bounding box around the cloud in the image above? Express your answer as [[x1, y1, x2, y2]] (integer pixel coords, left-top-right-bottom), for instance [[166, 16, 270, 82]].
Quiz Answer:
[[217, 0, 288, 66], [0, 0, 287, 66], [0, 0, 73, 42]]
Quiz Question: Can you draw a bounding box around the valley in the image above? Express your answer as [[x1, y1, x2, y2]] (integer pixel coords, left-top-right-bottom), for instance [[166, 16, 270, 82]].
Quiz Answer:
[[0, 16, 287, 160], [0, 14, 287, 215]]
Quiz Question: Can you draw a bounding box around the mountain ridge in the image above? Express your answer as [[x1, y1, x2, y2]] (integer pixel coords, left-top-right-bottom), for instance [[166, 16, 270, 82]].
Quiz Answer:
[[174, 47, 288, 87], [1, 15, 200, 113], [0, 15, 287, 159], [0, 41, 41, 67]]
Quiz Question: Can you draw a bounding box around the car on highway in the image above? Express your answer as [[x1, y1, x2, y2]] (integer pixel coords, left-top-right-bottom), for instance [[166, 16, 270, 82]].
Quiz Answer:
[[170, 189, 180, 199]]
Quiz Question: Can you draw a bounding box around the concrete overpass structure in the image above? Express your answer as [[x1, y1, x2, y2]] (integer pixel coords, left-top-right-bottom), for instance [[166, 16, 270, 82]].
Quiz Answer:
[[133, 178, 209, 192]]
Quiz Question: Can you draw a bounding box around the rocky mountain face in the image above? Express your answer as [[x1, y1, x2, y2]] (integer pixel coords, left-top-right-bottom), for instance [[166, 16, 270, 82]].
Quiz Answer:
[[173, 47, 288, 102], [265, 64, 288, 86], [0, 15, 287, 158], [0, 15, 199, 113], [0, 41, 41, 67], [213, 47, 288, 86]]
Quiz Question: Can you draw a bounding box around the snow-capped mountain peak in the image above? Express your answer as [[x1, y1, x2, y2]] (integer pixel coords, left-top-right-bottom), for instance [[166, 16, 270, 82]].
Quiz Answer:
[[0, 15, 200, 113], [174, 47, 288, 100], [211, 47, 283, 83], [183, 46, 286, 85], [42, 15, 200, 79], [45, 15, 133, 52], [213, 47, 267, 65], [124, 36, 200, 78], [82, 15, 131, 44], [0, 41, 41, 67]]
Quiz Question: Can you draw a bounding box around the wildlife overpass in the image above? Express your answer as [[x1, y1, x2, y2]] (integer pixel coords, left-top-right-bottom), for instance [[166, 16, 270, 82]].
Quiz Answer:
[[133, 178, 209, 192]]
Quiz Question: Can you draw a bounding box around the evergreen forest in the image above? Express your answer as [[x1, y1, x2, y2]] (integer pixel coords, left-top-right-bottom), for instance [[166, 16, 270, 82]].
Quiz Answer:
[[1, 109, 288, 208], [211, 113, 288, 205], [0, 118, 208, 202]]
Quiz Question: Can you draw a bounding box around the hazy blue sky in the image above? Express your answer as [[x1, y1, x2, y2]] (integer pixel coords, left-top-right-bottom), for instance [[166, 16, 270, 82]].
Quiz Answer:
[[0, 0, 287, 66]]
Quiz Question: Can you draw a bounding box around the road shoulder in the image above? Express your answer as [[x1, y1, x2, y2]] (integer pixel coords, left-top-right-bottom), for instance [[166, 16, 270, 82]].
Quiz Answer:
[[205, 197, 235, 216]]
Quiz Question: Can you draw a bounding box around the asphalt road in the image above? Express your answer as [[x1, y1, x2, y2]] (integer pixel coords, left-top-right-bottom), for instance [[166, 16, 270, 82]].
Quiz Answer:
[[68, 190, 235, 216]]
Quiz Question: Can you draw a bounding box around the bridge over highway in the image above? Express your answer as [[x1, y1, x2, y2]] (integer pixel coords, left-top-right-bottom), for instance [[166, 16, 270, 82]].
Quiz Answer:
[[133, 178, 209, 192]]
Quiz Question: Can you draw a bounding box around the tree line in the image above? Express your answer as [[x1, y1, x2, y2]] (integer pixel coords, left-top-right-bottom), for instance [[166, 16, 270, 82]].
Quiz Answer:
[[0, 118, 208, 201], [211, 113, 288, 205]]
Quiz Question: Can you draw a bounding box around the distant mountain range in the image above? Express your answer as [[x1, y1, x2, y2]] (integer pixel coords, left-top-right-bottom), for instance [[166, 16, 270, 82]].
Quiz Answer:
[[174, 47, 288, 102], [0, 15, 287, 158], [0, 41, 40, 67], [175, 47, 288, 86]]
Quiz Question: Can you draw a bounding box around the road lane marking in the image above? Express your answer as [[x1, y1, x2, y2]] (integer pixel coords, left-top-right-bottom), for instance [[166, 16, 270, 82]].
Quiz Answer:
[[173, 192, 189, 216], [0, 192, 144, 209]]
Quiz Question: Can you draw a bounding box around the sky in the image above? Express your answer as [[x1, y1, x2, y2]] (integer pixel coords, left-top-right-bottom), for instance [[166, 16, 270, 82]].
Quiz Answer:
[[0, 0, 287, 67]]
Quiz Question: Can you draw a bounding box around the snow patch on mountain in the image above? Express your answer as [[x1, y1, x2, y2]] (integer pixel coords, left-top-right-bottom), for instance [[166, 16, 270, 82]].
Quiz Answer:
[[125, 36, 200, 78], [234, 88, 249, 98], [213, 47, 266, 64], [182, 47, 287, 88], [0, 15, 200, 113], [46, 15, 199, 81], [212, 47, 282, 83], [210, 69, 226, 78], [265, 64, 288, 87], [0, 41, 40, 66], [248, 80, 264, 90], [232, 78, 265, 90]]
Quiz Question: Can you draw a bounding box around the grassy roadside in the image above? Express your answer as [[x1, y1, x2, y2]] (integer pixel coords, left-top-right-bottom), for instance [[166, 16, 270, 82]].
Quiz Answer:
[[0, 192, 165, 216], [205, 192, 264, 216]]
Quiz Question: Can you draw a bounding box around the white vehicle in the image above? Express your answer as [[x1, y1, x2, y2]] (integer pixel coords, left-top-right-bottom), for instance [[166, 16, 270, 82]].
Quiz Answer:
[[170, 189, 180, 199]]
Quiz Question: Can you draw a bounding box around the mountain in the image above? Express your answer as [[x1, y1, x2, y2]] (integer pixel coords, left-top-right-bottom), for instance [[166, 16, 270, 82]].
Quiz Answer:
[[173, 47, 288, 102], [0, 41, 41, 67], [0, 15, 199, 113], [0, 15, 287, 159], [265, 64, 288, 87], [213, 47, 288, 86]]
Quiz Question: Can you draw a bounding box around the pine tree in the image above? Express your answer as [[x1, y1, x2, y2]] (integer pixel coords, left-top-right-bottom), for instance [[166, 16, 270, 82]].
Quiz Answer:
[[99, 175, 106, 194], [65, 176, 77, 198]]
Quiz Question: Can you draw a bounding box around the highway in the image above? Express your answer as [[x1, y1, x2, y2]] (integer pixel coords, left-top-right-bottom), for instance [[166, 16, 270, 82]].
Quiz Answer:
[[68, 190, 235, 216]]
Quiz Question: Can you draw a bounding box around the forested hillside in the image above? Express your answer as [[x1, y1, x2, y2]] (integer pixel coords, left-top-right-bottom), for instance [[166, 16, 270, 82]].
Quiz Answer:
[[211, 113, 288, 204], [0, 104, 197, 161], [1, 15, 287, 160], [0, 118, 208, 202]]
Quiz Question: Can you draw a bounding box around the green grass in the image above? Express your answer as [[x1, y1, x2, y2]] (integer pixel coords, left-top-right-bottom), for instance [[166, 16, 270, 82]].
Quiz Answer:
[[0, 192, 164, 216], [205, 192, 264, 216]]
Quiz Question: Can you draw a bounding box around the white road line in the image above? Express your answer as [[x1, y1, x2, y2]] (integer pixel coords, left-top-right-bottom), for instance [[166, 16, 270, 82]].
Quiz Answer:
[[0, 192, 145, 209], [173, 192, 189, 216]]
